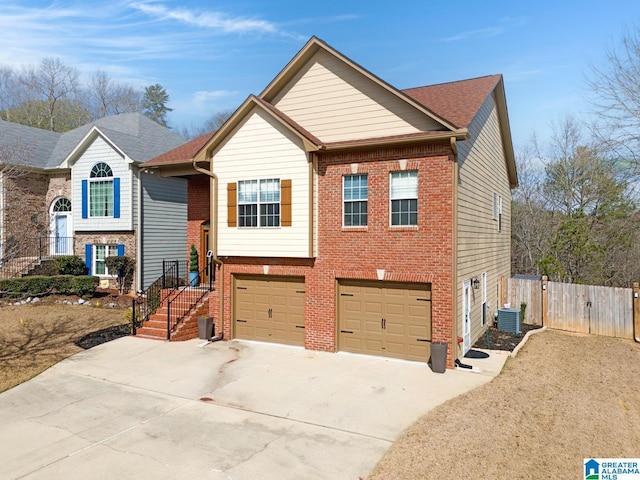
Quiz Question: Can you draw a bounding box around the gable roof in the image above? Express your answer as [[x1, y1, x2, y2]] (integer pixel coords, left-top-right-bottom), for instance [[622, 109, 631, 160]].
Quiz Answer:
[[0, 112, 185, 170], [57, 113, 185, 168], [260, 36, 460, 134], [144, 37, 515, 186]]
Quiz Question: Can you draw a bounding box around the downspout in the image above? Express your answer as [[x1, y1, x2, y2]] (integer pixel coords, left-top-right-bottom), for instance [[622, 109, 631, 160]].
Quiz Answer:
[[450, 137, 459, 367], [192, 158, 224, 338], [136, 168, 142, 293]]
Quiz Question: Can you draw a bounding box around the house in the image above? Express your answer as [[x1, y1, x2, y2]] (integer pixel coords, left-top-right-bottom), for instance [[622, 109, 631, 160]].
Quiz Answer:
[[0, 112, 188, 291], [142, 37, 517, 368]]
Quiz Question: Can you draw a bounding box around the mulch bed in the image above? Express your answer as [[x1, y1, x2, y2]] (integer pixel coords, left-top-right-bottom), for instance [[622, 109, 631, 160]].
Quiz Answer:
[[471, 323, 542, 352], [75, 323, 131, 350]]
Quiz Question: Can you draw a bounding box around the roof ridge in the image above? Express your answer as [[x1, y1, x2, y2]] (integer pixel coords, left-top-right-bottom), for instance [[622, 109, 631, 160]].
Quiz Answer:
[[403, 74, 501, 92]]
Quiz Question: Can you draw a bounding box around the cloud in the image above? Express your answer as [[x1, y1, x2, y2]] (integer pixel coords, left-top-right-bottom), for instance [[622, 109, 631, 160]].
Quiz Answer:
[[193, 90, 236, 103], [129, 1, 279, 34], [441, 27, 503, 42]]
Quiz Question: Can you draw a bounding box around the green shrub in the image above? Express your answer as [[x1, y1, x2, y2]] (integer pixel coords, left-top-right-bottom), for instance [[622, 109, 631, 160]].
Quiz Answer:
[[0, 275, 98, 298], [54, 256, 86, 275], [189, 245, 199, 272]]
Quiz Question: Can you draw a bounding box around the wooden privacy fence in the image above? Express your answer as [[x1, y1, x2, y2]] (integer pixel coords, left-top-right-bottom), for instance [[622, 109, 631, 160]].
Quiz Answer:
[[506, 276, 640, 340]]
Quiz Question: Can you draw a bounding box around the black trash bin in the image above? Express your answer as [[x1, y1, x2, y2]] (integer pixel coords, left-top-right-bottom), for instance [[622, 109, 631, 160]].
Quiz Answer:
[[430, 341, 448, 373], [198, 316, 213, 340]]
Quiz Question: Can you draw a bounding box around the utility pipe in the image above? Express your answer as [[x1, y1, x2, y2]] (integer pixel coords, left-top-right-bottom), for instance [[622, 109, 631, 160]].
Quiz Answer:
[[192, 159, 224, 336]]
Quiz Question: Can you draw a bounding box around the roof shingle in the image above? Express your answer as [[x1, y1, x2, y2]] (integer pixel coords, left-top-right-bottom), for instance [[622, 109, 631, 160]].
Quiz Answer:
[[402, 74, 502, 129]]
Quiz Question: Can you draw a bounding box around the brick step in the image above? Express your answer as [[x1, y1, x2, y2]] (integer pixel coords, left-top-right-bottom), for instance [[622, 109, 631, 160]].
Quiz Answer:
[[141, 318, 166, 329], [135, 290, 211, 342], [135, 326, 167, 339]]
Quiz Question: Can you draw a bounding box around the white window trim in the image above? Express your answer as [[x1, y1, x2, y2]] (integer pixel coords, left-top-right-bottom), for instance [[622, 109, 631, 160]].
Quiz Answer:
[[93, 244, 119, 277], [89, 162, 114, 218], [237, 178, 281, 228], [342, 174, 368, 227], [390, 170, 418, 227]]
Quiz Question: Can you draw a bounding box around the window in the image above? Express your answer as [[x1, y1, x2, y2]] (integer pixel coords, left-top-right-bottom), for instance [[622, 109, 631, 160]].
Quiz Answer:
[[390, 170, 418, 226], [494, 194, 503, 232], [343, 174, 368, 226], [89, 162, 114, 217], [237, 179, 280, 227], [53, 197, 71, 212], [94, 244, 119, 276]]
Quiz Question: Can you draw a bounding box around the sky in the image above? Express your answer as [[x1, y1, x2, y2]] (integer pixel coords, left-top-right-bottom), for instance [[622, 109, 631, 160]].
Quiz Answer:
[[1, 0, 639, 151]]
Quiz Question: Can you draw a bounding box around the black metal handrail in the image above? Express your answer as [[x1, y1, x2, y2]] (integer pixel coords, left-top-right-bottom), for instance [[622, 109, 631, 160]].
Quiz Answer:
[[166, 263, 214, 339], [39, 236, 75, 258], [131, 260, 188, 333], [0, 236, 76, 280]]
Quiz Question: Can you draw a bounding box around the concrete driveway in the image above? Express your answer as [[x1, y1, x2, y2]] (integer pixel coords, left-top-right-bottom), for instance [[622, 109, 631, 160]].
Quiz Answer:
[[0, 337, 508, 479]]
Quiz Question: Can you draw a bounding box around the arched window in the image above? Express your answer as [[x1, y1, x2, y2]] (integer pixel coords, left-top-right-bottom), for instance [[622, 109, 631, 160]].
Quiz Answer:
[[90, 162, 113, 178], [53, 197, 71, 212], [89, 162, 114, 217]]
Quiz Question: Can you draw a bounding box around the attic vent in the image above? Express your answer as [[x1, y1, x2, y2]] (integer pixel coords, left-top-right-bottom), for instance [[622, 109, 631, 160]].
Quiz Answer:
[[497, 308, 521, 334]]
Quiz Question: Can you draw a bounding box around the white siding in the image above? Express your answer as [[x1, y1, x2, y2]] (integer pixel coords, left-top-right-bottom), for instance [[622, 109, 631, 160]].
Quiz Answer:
[[456, 94, 512, 350], [215, 109, 310, 257], [72, 136, 133, 231], [273, 50, 442, 143]]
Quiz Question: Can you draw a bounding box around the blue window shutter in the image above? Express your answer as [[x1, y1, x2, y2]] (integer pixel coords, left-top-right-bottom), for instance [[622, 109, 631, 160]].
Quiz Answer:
[[117, 244, 124, 256], [85, 244, 92, 276], [113, 178, 120, 218], [82, 180, 88, 218]]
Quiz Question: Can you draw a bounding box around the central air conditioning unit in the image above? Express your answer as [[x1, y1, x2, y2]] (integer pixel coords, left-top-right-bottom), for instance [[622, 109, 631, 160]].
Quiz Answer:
[[497, 308, 521, 334]]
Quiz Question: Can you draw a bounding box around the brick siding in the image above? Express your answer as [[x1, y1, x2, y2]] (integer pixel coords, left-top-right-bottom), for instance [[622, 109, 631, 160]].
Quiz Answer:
[[187, 174, 210, 264], [207, 142, 457, 367]]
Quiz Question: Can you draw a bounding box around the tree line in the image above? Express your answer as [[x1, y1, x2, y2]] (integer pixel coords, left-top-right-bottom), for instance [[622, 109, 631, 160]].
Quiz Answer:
[[512, 27, 640, 287], [0, 58, 177, 131], [2, 30, 640, 287]]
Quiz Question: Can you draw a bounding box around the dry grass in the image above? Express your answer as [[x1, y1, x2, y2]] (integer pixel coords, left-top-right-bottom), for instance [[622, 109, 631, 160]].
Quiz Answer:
[[370, 330, 640, 480], [0, 304, 127, 392]]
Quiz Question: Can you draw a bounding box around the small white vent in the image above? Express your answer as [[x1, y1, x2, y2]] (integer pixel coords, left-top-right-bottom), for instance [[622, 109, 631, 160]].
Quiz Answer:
[[497, 308, 521, 334]]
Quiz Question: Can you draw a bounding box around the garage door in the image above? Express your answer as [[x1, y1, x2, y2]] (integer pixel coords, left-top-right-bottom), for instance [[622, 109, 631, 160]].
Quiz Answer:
[[233, 275, 305, 346], [338, 280, 431, 362]]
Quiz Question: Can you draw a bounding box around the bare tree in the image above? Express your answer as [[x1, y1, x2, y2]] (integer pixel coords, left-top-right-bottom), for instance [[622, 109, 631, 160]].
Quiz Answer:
[[87, 70, 141, 119], [16, 58, 83, 131], [177, 109, 234, 139], [0, 141, 47, 265], [512, 116, 638, 286], [587, 26, 640, 176]]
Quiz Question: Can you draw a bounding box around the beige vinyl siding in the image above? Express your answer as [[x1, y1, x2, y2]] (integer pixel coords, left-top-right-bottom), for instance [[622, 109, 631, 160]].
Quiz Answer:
[[72, 136, 133, 231], [272, 50, 442, 143], [456, 94, 512, 351], [215, 109, 311, 257]]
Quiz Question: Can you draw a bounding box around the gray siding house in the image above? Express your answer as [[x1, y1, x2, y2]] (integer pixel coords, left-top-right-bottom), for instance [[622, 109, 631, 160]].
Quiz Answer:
[[0, 112, 187, 291]]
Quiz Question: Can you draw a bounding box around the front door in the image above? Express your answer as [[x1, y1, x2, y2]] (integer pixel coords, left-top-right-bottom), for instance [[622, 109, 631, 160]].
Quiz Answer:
[[200, 222, 210, 283], [55, 215, 70, 254], [463, 280, 471, 354]]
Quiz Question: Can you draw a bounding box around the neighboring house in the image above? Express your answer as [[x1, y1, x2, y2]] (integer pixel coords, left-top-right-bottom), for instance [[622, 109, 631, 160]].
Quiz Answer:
[[142, 37, 517, 368], [0, 112, 187, 291]]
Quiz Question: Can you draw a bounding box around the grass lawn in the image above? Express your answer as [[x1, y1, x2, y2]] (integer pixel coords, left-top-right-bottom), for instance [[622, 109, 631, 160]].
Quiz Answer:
[[0, 303, 128, 393], [369, 330, 640, 479]]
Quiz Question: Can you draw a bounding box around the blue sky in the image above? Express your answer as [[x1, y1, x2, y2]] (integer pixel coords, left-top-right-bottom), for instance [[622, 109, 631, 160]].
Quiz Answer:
[[1, 0, 639, 150]]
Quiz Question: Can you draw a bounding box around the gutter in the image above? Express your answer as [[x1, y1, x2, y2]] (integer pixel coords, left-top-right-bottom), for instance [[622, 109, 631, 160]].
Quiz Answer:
[[451, 137, 459, 368], [191, 158, 224, 335]]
